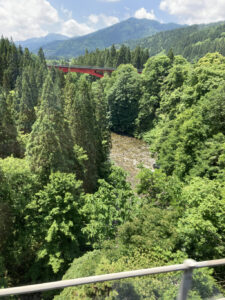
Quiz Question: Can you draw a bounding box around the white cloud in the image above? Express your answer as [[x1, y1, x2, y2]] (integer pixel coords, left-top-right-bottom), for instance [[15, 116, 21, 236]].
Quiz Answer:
[[160, 0, 225, 24], [89, 14, 99, 24], [0, 0, 119, 41], [134, 8, 157, 20], [0, 0, 59, 40], [60, 19, 94, 37], [0, 0, 96, 40], [88, 14, 119, 27]]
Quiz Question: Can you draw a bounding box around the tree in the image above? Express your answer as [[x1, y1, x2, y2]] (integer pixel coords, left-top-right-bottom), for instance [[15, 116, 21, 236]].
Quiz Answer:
[[0, 91, 20, 158], [65, 76, 99, 192], [107, 64, 141, 135], [17, 67, 37, 133], [116, 45, 127, 67], [0, 157, 40, 285], [26, 73, 74, 178], [92, 79, 111, 173], [132, 46, 142, 69], [136, 55, 171, 134], [167, 48, 175, 62], [81, 166, 135, 248], [26, 172, 84, 279], [176, 178, 225, 261]]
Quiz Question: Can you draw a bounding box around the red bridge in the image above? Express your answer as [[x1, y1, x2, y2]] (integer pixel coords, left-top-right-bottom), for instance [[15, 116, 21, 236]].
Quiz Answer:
[[48, 65, 142, 78], [48, 65, 115, 78]]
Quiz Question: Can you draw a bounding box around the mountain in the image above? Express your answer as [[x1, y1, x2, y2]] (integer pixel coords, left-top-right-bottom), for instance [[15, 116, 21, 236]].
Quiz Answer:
[[41, 18, 183, 58], [15, 33, 69, 52], [125, 21, 225, 61]]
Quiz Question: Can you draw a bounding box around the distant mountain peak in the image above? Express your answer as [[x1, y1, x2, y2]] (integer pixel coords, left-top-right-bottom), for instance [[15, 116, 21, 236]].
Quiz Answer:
[[40, 18, 183, 59], [15, 33, 69, 52]]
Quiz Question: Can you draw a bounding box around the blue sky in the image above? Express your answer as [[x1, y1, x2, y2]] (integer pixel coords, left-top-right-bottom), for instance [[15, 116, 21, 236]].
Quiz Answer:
[[50, 0, 176, 24], [1, 0, 225, 41]]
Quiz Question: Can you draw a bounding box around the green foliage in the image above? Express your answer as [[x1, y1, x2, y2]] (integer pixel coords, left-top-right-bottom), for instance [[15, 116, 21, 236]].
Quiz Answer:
[[55, 249, 221, 300], [107, 64, 141, 135], [65, 75, 102, 191], [136, 55, 171, 134], [145, 53, 225, 180], [0, 37, 22, 90], [17, 67, 38, 133], [0, 91, 20, 158], [81, 165, 136, 248], [26, 172, 84, 279], [92, 79, 111, 172], [176, 178, 225, 260], [0, 157, 40, 285], [26, 73, 74, 178], [136, 168, 182, 208]]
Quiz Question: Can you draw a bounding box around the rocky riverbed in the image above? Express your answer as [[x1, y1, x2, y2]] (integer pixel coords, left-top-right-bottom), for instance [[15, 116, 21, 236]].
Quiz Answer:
[[110, 132, 155, 189]]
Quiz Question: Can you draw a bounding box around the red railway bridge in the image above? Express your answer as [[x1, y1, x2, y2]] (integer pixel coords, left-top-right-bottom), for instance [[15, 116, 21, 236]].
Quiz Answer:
[[48, 65, 142, 78]]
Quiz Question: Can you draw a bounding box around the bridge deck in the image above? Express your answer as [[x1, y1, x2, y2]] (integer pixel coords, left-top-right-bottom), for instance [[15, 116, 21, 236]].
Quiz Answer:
[[48, 65, 142, 78]]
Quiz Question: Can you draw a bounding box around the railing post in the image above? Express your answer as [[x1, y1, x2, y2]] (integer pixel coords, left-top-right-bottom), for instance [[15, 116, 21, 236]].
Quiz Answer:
[[177, 259, 196, 300]]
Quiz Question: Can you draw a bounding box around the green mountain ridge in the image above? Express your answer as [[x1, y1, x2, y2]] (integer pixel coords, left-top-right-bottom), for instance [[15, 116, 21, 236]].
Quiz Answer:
[[41, 18, 183, 58], [125, 21, 225, 61]]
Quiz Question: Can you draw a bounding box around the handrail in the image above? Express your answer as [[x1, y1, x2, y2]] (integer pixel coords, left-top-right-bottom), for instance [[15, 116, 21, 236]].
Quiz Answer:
[[0, 258, 224, 298]]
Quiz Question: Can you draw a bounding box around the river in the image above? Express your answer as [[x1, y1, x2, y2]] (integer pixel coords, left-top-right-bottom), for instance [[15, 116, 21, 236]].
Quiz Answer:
[[110, 133, 155, 189]]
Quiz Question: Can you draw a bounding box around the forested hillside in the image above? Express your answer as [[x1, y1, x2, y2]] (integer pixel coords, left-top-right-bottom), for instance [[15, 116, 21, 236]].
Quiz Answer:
[[126, 21, 225, 61], [41, 18, 182, 58], [0, 36, 225, 299], [70, 21, 225, 68]]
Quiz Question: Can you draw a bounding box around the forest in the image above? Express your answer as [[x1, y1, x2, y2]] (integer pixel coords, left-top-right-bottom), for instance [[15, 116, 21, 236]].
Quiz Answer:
[[0, 36, 225, 299]]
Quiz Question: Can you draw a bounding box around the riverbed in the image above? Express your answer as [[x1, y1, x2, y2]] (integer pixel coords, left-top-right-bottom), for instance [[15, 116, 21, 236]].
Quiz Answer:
[[110, 132, 155, 189]]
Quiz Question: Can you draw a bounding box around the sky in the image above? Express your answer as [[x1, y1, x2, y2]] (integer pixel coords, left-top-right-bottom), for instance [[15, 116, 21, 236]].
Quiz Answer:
[[1, 0, 225, 41]]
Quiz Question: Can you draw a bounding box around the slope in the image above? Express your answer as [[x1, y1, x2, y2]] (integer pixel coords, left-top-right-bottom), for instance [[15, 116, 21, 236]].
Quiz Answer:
[[126, 21, 225, 61], [15, 34, 69, 52], [42, 18, 182, 58]]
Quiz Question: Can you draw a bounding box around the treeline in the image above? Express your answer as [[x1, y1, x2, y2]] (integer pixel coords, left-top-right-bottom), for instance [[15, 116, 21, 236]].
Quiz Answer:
[[126, 21, 225, 62], [71, 44, 149, 69], [0, 35, 225, 299]]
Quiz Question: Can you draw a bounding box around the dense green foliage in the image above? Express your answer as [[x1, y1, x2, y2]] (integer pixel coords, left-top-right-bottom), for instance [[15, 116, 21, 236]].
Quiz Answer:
[[72, 44, 149, 69], [1, 36, 225, 299], [106, 64, 142, 134]]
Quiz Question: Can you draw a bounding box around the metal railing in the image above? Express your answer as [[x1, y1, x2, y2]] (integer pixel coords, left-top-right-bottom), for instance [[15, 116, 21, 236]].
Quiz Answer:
[[0, 258, 224, 299]]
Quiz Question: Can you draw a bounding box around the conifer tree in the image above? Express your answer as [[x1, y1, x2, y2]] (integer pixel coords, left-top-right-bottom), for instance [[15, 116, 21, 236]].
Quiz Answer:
[[0, 91, 20, 158], [66, 76, 99, 192], [132, 46, 142, 69], [26, 73, 74, 178], [17, 67, 37, 133], [109, 44, 117, 67], [37, 48, 47, 68], [92, 79, 111, 172], [116, 45, 127, 66]]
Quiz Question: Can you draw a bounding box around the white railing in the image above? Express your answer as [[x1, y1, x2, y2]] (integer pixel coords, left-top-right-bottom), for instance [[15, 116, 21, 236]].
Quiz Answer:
[[0, 258, 225, 299]]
